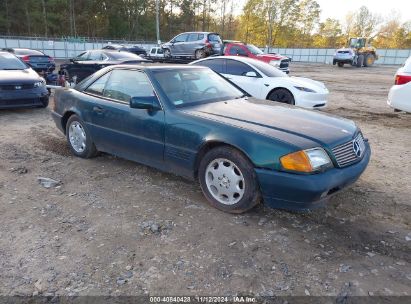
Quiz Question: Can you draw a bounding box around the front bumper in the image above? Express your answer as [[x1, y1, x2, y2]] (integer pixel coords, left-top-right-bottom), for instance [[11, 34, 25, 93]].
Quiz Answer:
[[294, 91, 328, 109], [51, 111, 65, 134], [256, 143, 371, 211], [0, 89, 49, 109], [333, 57, 354, 64], [387, 84, 411, 113]]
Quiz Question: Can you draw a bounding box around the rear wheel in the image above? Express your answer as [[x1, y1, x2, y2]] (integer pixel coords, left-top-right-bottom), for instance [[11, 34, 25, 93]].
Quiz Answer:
[[66, 115, 98, 158], [195, 49, 206, 59], [198, 146, 261, 213], [337, 62, 344, 67], [356, 54, 364, 67], [267, 88, 295, 105], [364, 54, 375, 67]]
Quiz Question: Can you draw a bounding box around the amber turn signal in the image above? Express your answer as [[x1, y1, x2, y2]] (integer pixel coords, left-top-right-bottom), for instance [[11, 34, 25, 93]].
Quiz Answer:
[[280, 150, 313, 173]]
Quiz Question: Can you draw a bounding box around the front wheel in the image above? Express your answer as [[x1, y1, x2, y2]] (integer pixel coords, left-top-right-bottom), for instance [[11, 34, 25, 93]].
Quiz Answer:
[[66, 115, 98, 158], [267, 88, 295, 105], [164, 48, 171, 58], [198, 146, 261, 213], [337, 62, 344, 67], [364, 54, 375, 67]]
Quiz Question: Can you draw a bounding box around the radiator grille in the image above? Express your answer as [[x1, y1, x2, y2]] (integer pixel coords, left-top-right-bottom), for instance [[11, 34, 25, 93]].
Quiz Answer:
[[332, 133, 366, 167]]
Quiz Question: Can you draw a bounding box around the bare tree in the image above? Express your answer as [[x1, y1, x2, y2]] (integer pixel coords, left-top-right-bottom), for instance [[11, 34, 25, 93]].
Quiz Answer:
[[40, 0, 48, 37]]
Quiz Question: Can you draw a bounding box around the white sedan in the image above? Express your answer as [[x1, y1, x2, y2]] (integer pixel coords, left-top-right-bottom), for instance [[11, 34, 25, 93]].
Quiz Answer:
[[190, 56, 328, 109], [388, 56, 411, 113]]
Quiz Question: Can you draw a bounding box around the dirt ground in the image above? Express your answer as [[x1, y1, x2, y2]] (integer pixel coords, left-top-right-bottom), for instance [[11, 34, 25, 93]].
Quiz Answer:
[[0, 63, 410, 299]]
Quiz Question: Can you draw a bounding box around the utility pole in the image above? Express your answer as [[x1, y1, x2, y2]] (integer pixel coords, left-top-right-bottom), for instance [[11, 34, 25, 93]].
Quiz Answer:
[[156, 0, 160, 45]]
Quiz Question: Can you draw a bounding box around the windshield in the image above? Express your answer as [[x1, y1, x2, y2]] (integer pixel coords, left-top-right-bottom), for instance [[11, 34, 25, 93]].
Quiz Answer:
[[0, 53, 28, 70], [246, 44, 264, 55], [249, 59, 287, 77], [152, 68, 244, 107], [108, 52, 143, 60]]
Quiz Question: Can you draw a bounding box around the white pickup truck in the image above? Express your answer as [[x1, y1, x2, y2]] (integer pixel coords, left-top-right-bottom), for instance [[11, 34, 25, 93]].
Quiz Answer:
[[148, 47, 164, 59]]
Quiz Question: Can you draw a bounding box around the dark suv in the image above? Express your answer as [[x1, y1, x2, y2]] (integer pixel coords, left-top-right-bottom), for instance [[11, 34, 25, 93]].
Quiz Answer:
[[161, 32, 222, 59]]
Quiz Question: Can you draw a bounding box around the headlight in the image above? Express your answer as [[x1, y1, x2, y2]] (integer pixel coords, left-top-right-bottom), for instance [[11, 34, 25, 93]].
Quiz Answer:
[[34, 79, 45, 88], [269, 60, 280, 67], [294, 86, 316, 93], [280, 148, 332, 173]]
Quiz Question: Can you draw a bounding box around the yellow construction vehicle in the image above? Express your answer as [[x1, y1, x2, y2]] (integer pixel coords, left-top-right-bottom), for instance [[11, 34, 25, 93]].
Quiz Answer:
[[333, 37, 378, 68]]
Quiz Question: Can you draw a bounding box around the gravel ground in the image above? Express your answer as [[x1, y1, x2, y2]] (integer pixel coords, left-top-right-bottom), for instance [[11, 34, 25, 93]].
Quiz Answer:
[[0, 63, 410, 298]]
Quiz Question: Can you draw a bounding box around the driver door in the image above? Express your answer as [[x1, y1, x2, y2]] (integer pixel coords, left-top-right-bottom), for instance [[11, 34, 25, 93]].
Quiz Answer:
[[223, 59, 264, 98], [86, 69, 165, 166], [170, 34, 188, 56]]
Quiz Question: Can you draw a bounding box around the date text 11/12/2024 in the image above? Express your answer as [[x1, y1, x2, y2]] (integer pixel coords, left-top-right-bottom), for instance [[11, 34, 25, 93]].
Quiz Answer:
[[149, 296, 257, 303]]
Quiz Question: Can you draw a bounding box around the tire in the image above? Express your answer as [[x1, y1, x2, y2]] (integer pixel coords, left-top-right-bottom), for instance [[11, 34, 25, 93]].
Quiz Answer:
[[164, 49, 171, 58], [364, 54, 375, 67], [39, 97, 49, 108], [337, 62, 344, 67], [195, 49, 206, 59], [267, 88, 295, 105], [356, 54, 364, 68], [198, 146, 261, 213], [66, 115, 98, 158]]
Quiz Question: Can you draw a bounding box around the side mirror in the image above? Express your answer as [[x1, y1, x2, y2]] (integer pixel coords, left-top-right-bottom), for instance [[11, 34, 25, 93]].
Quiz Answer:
[[130, 96, 161, 110], [245, 71, 258, 77]]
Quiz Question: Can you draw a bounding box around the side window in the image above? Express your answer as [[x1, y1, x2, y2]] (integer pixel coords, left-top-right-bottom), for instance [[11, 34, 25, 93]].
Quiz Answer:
[[174, 34, 188, 43], [150, 49, 156, 54], [238, 46, 248, 56], [157, 48, 164, 54], [103, 69, 155, 103], [89, 51, 103, 61], [198, 34, 204, 40], [85, 72, 111, 96], [229, 46, 247, 56], [226, 60, 258, 76], [187, 34, 199, 42], [196, 59, 225, 74], [229, 46, 237, 55]]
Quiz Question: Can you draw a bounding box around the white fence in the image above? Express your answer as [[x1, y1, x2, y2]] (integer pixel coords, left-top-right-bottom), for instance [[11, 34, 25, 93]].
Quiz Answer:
[[1, 37, 410, 65], [0, 36, 157, 59], [267, 47, 411, 65]]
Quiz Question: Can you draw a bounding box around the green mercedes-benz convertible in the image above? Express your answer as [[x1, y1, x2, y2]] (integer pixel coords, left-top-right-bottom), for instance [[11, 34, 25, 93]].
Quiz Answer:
[[51, 64, 370, 213]]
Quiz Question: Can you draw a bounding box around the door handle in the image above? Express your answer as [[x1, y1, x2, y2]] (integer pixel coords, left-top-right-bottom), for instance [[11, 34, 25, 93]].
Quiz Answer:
[[93, 106, 105, 114]]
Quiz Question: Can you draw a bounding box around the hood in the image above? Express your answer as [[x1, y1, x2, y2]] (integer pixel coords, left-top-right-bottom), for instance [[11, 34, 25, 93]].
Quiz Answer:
[[256, 53, 285, 61], [336, 48, 353, 53], [182, 99, 357, 149], [0, 68, 41, 84], [288, 76, 328, 91]]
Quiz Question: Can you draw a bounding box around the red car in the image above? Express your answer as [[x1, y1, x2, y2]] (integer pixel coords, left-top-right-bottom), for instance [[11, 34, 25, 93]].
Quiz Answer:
[[224, 42, 290, 73]]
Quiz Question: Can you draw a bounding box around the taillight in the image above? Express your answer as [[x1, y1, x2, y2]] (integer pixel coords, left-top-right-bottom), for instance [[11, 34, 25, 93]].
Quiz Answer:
[[205, 39, 212, 48], [395, 73, 411, 85], [21, 55, 30, 62]]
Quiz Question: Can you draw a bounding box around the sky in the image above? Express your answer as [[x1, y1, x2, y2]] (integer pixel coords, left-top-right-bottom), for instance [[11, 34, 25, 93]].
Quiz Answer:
[[235, 0, 411, 23], [315, 0, 410, 22]]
